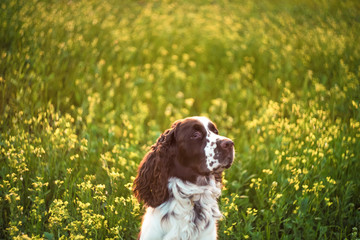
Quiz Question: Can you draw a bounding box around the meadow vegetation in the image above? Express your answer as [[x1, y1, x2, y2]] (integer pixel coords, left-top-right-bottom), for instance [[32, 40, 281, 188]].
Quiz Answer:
[[1, 0, 360, 239]]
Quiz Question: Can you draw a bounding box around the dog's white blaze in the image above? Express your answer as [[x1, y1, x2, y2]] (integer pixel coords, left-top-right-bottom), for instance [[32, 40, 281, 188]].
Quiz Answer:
[[190, 116, 228, 171]]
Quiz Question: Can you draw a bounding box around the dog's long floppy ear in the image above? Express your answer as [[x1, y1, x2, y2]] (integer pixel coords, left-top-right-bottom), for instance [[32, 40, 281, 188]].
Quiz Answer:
[[133, 122, 179, 208], [214, 171, 223, 186]]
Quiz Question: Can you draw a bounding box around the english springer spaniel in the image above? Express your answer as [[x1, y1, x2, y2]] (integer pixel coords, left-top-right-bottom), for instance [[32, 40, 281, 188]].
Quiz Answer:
[[133, 116, 235, 240]]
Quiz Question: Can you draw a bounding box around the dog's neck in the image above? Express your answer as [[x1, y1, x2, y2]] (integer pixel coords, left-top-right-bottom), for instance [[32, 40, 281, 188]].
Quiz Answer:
[[168, 176, 222, 219]]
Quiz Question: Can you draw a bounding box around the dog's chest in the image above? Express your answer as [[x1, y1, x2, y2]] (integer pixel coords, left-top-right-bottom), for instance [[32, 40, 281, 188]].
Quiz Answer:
[[158, 177, 222, 239]]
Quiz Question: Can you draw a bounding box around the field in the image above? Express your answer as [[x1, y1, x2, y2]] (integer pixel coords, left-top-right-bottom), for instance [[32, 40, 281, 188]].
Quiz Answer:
[[1, 0, 360, 239]]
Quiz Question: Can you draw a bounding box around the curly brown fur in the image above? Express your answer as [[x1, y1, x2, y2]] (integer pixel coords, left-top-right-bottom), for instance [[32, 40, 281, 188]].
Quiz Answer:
[[133, 127, 177, 208]]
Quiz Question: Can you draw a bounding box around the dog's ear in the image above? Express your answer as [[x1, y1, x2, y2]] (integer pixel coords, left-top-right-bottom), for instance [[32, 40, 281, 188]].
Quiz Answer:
[[133, 124, 178, 208], [213, 171, 223, 185]]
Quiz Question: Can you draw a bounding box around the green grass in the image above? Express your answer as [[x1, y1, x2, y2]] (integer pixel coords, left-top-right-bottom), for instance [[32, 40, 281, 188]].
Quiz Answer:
[[1, 0, 360, 239]]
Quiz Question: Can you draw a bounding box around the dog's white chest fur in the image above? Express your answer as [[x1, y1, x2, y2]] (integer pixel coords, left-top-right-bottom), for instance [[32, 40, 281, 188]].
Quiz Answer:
[[139, 176, 222, 240]]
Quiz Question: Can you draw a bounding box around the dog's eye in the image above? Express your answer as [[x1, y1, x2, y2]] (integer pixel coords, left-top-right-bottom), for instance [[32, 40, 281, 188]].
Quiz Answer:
[[209, 125, 219, 134], [191, 131, 202, 139]]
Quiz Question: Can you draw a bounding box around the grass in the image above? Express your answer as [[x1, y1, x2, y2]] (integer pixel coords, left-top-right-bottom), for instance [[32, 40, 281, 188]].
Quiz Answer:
[[1, 0, 360, 239]]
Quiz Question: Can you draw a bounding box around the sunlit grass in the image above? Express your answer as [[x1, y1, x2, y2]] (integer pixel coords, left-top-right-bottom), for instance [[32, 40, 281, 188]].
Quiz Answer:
[[1, 0, 359, 239]]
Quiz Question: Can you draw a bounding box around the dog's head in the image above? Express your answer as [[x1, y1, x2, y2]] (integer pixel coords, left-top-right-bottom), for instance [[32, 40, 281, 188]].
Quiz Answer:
[[133, 116, 235, 207]]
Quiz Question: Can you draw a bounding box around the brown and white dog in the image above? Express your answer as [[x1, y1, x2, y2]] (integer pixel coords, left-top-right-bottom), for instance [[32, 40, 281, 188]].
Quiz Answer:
[[133, 116, 235, 240]]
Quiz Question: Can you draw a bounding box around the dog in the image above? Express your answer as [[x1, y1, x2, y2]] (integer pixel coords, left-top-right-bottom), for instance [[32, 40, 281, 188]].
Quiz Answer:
[[133, 116, 235, 240]]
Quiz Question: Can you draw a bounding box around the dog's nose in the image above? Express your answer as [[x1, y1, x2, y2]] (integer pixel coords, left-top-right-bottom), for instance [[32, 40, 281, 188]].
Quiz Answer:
[[220, 140, 234, 150]]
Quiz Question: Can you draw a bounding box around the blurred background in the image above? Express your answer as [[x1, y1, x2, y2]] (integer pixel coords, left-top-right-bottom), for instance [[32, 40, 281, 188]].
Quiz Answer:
[[1, 0, 359, 239]]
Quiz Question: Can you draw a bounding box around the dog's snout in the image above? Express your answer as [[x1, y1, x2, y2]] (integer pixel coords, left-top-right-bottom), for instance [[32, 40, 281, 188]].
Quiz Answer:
[[220, 139, 234, 150]]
